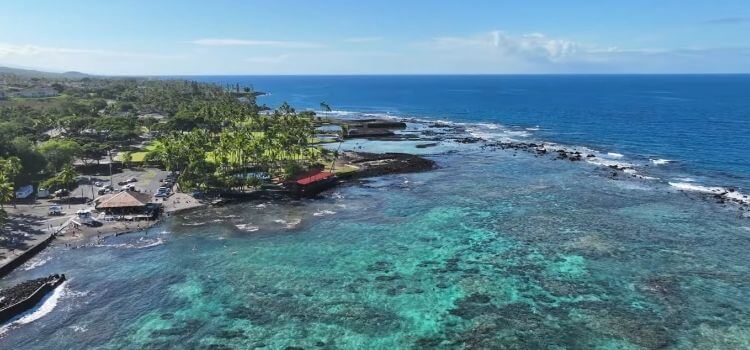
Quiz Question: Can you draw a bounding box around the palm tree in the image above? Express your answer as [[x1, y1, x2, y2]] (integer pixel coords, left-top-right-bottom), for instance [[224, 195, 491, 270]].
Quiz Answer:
[[0, 175, 13, 210], [121, 151, 133, 168], [320, 102, 332, 118], [1, 157, 22, 208]]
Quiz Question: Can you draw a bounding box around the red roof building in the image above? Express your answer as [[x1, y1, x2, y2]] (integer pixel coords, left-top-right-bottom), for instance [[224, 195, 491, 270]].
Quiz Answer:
[[295, 171, 334, 186], [287, 171, 336, 196]]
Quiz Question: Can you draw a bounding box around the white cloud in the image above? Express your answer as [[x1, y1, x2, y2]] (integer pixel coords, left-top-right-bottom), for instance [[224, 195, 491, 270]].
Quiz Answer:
[[431, 31, 581, 62], [0, 43, 179, 60], [0, 42, 185, 75], [189, 38, 323, 48]]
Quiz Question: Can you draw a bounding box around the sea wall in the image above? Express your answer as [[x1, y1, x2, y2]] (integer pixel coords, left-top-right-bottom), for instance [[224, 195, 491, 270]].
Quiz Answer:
[[0, 274, 65, 324], [0, 233, 56, 279]]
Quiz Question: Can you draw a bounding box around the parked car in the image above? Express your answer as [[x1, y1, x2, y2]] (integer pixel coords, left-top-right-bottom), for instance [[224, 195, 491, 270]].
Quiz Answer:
[[37, 188, 51, 198], [97, 185, 115, 195], [94, 181, 104, 187], [126, 177, 138, 183], [155, 186, 171, 198], [48, 205, 63, 216], [54, 189, 69, 198], [120, 184, 137, 192]]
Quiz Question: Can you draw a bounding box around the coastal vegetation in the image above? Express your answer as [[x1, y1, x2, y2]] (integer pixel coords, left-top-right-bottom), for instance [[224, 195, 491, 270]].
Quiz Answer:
[[0, 72, 320, 218]]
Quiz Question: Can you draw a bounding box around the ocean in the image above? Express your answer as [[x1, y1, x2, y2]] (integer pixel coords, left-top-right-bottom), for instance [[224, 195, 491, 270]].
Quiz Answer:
[[200, 75, 750, 188], [2, 75, 750, 349]]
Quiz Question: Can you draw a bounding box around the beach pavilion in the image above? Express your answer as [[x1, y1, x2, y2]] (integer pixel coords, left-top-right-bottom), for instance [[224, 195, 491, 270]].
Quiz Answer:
[[95, 190, 158, 217]]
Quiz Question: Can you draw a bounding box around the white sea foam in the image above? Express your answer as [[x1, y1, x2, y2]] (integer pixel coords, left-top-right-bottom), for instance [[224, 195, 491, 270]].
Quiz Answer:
[[668, 182, 750, 205], [651, 158, 672, 165], [182, 222, 206, 226], [606, 152, 624, 159], [585, 157, 634, 169], [235, 224, 259, 232], [669, 182, 726, 194], [675, 177, 697, 182], [0, 281, 67, 336], [725, 191, 750, 205], [313, 210, 337, 217], [23, 255, 52, 271], [466, 125, 530, 142], [95, 237, 164, 249], [70, 325, 88, 333], [274, 218, 302, 229], [137, 237, 165, 249]]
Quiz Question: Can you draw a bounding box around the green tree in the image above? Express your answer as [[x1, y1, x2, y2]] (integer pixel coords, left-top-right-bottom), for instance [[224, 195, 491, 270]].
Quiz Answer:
[[38, 139, 82, 172], [0, 157, 22, 209], [121, 151, 133, 168], [43, 164, 79, 191], [0, 175, 12, 209]]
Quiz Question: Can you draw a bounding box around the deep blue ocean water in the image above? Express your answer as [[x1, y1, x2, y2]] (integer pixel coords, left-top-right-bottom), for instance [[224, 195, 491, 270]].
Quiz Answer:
[[2, 75, 750, 349], [194, 75, 750, 189]]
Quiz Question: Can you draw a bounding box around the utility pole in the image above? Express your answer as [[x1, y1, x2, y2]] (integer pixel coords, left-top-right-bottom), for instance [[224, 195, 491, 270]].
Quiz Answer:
[[108, 150, 113, 188]]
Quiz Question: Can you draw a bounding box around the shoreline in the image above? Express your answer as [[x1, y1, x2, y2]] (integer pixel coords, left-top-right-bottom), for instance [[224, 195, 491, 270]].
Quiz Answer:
[[334, 113, 750, 213], [3, 114, 748, 282], [1, 114, 749, 345]]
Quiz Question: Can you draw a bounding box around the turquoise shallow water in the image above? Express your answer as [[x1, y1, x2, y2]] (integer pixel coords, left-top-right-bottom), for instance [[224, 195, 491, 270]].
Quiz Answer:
[[2, 141, 750, 349]]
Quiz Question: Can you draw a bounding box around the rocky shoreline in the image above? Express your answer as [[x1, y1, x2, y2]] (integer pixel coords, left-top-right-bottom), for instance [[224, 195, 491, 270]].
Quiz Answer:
[[334, 115, 750, 214]]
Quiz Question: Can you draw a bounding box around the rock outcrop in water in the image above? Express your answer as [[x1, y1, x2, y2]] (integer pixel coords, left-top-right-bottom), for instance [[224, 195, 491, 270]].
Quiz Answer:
[[340, 152, 436, 179]]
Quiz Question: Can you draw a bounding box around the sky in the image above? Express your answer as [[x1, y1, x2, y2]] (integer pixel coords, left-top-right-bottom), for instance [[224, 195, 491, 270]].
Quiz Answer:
[[1, 0, 750, 75]]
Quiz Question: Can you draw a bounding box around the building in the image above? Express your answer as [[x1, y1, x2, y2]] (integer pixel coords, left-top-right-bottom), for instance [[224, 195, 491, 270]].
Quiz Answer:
[[0, 90, 6, 100], [285, 171, 336, 196], [16, 87, 58, 98], [95, 190, 159, 217]]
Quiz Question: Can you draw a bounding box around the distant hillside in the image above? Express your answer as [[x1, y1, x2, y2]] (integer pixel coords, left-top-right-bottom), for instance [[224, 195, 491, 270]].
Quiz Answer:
[[0, 66, 92, 79]]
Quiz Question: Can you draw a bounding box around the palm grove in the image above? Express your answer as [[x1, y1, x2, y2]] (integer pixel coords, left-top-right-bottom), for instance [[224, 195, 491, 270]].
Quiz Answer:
[[0, 74, 321, 216]]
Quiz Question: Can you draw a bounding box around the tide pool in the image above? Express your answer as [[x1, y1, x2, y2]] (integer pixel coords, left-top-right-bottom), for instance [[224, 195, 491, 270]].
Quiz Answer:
[[2, 142, 749, 349]]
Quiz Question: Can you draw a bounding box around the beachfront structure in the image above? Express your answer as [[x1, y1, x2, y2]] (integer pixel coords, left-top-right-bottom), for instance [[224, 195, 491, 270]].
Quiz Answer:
[[286, 171, 336, 196], [95, 190, 158, 216]]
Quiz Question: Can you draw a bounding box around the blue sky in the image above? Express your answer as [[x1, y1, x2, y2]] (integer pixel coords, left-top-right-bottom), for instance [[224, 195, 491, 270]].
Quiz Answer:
[[1, 0, 749, 74]]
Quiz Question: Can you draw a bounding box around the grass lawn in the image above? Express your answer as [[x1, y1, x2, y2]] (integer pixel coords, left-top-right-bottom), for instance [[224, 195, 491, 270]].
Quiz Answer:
[[115, 143, 158, 163]]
